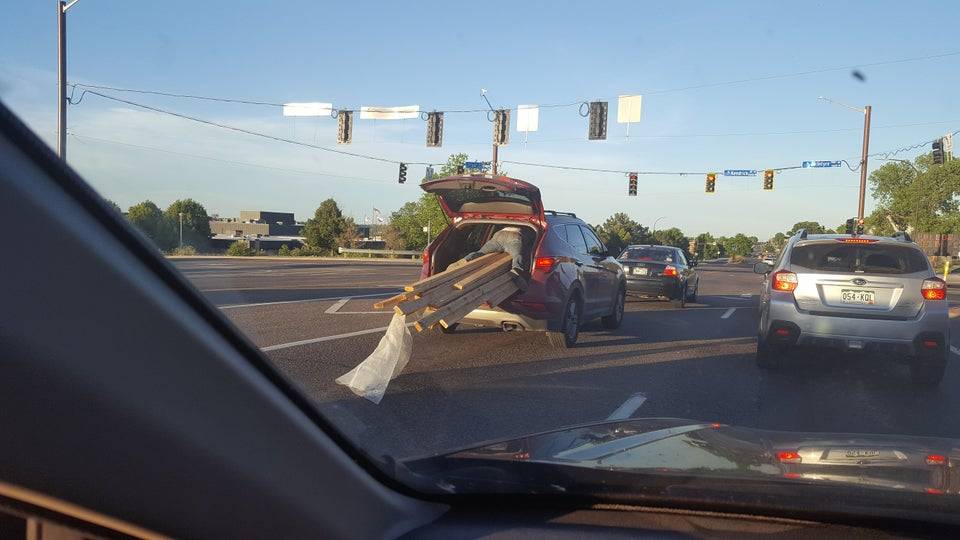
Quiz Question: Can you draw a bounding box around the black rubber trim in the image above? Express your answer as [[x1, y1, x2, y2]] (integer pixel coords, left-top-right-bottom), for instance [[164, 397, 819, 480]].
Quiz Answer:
[[0, 100, 424, 500], [803, 310, 912, 322]]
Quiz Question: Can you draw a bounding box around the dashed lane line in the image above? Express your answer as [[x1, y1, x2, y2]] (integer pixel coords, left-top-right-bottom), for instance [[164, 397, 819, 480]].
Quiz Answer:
[[219, 291, 397, 309], [721, 307, 737, 319], [606, 392, 647, 420], [261, 323, 413, 352]]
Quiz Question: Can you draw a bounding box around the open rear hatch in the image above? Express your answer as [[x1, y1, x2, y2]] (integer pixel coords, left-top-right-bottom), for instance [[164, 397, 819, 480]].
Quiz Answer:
[[421, 175, 545, 226]]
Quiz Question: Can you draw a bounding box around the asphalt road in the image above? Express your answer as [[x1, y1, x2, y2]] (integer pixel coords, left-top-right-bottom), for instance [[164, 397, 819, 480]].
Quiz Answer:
[[173, 258, 960, 462]]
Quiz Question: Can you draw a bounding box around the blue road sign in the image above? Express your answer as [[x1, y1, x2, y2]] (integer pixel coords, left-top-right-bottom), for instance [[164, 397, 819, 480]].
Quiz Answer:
[[801, 160, 842, 168], [723, 169, 757, 177], [464, 161, 487, 170]]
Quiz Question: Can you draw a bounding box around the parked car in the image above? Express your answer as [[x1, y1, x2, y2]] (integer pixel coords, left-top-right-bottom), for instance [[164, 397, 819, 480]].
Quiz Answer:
[[618, 245, 699, 307], [754, 230, 949, 385], [420, 174, 626, 348]]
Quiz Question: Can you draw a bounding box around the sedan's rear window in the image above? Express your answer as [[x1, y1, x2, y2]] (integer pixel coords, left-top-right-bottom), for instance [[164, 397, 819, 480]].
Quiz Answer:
[[620, 248, 676, 262], [790, 242, 930, 274]]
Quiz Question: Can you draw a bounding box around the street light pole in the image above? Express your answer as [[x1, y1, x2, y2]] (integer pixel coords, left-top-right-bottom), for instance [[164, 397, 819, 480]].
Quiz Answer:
[[56, 0, 80, 160], [652, 216, 667, 234], [481, 89, 499, 175], [179, 212, 184, 248]]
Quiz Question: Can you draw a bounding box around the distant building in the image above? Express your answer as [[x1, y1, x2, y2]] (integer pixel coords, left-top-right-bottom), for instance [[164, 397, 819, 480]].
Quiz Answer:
[[209, 210, 305, 251]]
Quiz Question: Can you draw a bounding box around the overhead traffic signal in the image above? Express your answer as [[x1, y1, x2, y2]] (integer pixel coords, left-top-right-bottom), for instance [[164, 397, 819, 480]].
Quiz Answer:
[[763, 169, 774, 190], [398, 162, 407, 183], [337, 110, 353, 144], [705, 172, 716, 193], [933, 139, 945, 165], [588, 101, 608, 141], [426, 112, 443, 147], [628, 172, 638, 196], [493, 109, 510, 146]]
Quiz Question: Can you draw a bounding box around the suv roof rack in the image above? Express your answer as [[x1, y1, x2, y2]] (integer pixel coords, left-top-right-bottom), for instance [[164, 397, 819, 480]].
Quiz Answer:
[[544, 210, 577, 218], [891, 231, 913, 242], [796, 228, 808, 239]]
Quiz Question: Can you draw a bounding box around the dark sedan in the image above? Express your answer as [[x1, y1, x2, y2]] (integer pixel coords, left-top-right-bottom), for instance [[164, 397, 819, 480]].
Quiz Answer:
[[619, 245, 699, 307]]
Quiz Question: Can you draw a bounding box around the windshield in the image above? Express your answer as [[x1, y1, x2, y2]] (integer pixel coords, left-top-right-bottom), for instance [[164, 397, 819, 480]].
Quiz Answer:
[[5, 0, 960, 522]]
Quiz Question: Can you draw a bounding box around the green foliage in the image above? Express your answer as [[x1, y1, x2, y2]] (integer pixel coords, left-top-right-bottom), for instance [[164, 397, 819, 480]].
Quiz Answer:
[[390, 193, 448, 249], [721, 233, 754, 257], [127, 200, 176, 250], [594, 213, 651, 256], [381, 225, 406, 250], [226, 240, 254, 256], [786, 221, 827, 236], [302, 199, 349, 254], [105, 199, 123, 213], [278, 244, 292, 256], [868, 155, 960, 233], [165, 199, 212, 249], [652, 227, 688, 250], [426, 153, 470, 180], [336, 216, 361, 250], [695, 232, 720, 259], [169, 245, 197, 256], [767, 232, 788, 252]]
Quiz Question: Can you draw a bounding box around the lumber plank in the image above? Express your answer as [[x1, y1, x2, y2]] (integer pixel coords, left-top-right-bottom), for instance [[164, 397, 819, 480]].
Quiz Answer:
[[400, 259, 510, 314], [413, 307, 438, 332], [440, 281, 518, 328], [453, 254, 512, 290], [423, 273, 513, 330], [403, 252, 501, 293], [372, 292, 408, 309]]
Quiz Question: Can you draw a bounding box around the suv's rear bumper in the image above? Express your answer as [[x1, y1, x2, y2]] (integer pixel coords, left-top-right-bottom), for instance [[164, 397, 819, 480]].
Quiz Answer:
[[460, 307, 550, 331], [626, 276, 679, 298], [765, 292, 950, 356]]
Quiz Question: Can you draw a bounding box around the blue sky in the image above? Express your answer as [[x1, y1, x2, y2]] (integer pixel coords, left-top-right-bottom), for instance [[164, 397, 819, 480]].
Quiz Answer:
[[2, 0, 959, 237]]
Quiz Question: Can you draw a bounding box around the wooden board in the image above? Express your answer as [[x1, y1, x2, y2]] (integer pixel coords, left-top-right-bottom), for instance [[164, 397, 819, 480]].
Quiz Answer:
[[453, 255, 512, 290], [403, 252, 505, 294], [372, 293, 408, 309], [416, 273, 514, 332], [439, 280, 518, 329]]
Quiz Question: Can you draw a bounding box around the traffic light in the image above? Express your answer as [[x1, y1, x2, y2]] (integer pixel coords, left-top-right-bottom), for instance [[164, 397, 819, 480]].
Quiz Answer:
[[588, 101, 608, 140], [628, 172, 638, 196], [337, 110, 353, 144], [705, 172, 716, 193], [398, 162, 407, 184], [763, 169, 774, 190], [493, 109, 510, 146], [426, 112, 443, 147], [933, 139, 945, 165]]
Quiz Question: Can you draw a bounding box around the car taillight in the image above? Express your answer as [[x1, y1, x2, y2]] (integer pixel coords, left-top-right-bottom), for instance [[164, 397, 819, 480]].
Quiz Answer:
[[772, 270, 798, 292], [922, 277, 946, 300], [777, 451, 802, 463], [663, 266, 678, 277], [422, 249, 429, 264], [838, 238, 878, 244], [535, 257, 558, 273], [926, 454, 947, 465]]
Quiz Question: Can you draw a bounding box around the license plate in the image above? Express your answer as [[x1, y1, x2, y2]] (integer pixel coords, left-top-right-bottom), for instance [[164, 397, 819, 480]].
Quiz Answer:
[[844, 449, 880, 458], [633, 267, 648, 276], [840, 289, 875, 304]]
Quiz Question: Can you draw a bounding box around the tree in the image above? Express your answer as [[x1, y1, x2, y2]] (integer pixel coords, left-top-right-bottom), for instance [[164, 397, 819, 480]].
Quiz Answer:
[[127, 200, 175, 250], [594, 213, 651, 256], [425, 153, 470, 180], [721, 233, 753, 257], [302, 198, 348, 254], [652, 227, 688, 251], [390, 193, 448, 249], [381, 225, 405, 251], [105, 199, 123, 214], [695, 232, 720, 259], [335, 216, 361, 250], [868, 155, 960, 233], [786, 221, 827, 236], [767, 232, 788, 252], [226, 240, 254, 256], [165, 199, 211, 249]]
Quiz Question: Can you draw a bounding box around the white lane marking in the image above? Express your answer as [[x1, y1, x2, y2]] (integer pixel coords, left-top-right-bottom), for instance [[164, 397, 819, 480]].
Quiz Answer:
[[325, 297, 351, 314], [951, 346, 960, 356], [220, 291, 396, 310], [721, 307, 737, 319], [606, 393, 647, 420], [261, 323, 414, 352], [740, 293, 752, 297]]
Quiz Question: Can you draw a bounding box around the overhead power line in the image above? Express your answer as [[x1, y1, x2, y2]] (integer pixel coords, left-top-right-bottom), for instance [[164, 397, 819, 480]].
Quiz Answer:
[[68, 49, 960, 115]]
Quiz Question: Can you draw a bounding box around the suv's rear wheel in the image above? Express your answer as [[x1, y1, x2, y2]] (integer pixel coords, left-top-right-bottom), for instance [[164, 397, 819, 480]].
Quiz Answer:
[[601, 286, 625, 329], [547, 294, 581, 348]]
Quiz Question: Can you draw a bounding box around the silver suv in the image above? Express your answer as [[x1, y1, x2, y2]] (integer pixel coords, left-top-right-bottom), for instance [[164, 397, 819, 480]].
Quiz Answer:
[[754, 230, 949, 385]]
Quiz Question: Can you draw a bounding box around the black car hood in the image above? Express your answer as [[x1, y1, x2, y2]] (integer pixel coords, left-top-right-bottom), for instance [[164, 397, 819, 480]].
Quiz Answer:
[[399, 418, 960, 515]]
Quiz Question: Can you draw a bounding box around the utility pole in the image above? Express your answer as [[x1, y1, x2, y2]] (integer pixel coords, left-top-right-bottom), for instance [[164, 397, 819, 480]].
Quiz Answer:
[[481, 89, 499, 174], [858, 105, 872, 221], [818, 97, 872, 221], [179, 212, 184, 248], [56, 0, 81, 160]]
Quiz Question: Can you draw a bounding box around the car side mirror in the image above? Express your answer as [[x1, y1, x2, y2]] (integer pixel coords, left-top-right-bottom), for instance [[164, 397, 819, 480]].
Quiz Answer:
[[753, 262, 771, 274]]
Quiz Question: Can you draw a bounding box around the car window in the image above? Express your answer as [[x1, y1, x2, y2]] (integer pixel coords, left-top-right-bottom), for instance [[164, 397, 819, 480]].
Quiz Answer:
[[676, 250, 688, 266], [790, 243, 930, 274], [553, 222, 568, 242], [621, 248, 675, 262], [580, 226, 605, 256], [564, 224, 589, 254]]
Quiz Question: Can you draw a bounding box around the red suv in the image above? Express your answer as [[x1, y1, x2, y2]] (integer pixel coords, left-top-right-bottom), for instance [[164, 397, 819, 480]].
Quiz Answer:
[[420, 174, 626, 348]]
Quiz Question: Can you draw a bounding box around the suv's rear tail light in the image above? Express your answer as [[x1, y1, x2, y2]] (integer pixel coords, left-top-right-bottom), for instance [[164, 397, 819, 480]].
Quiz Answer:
[[922, 277, 946, 300], [535, 257, 558, 273], [772, 270, 798, 292], [663, 265, 678, 277], [777, 451, 802, 463], [926, 454, 947, 465]]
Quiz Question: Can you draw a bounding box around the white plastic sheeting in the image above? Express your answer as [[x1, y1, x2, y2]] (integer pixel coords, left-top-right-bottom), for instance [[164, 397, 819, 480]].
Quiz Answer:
[[336, 313, 412, 403]]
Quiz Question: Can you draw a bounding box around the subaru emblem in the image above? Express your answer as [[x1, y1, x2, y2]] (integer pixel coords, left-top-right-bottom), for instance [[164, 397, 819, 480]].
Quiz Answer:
[[852, 278, 867, 286]]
